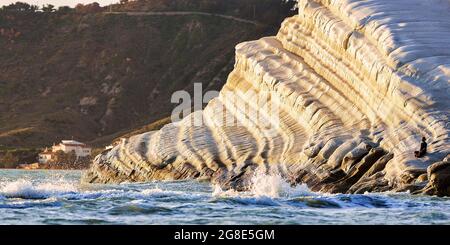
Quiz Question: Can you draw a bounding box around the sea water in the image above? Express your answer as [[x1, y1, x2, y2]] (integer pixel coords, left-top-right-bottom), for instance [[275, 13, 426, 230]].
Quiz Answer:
[[0, 169, 449, 225]]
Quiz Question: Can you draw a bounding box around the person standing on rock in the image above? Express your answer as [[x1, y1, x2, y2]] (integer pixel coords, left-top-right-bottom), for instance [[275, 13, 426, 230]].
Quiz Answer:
[[414, 137, 427, 158]]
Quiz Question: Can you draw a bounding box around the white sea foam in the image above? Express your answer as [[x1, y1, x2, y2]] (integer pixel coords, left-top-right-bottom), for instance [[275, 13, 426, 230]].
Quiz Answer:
[[141, 186, 164, 195], [63, 189, 127, 200], [250, 169, 314, 198], [0, 178, 196, 201], [140, 187, 172, 198], [0, 179, 77, 199], [212, 168, 315, 200], [138, 186, 206, 200], [1, 170, 449, 224]]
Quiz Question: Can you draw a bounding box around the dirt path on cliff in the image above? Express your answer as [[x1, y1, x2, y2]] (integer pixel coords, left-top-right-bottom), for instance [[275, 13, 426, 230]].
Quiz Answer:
[[104, 11, 263, 26]]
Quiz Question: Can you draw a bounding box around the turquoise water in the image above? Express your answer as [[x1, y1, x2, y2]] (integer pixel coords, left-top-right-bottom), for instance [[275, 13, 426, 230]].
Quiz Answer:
[[0, 169, 449, 225]]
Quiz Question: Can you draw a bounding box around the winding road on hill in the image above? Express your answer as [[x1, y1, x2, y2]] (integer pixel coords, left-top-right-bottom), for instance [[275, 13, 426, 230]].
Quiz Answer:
[[104, 11, 262, 26]]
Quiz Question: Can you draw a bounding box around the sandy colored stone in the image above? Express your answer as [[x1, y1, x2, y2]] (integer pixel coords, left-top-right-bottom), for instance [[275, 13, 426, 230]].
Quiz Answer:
[[83, 0, 450, 196]]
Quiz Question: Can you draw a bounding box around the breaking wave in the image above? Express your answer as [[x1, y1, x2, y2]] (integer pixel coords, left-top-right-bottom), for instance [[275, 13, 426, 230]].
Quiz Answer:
[[0, 179, 78, 199], [0, 175, 204, 203], [211, 169, 316, 206], [1, 170, 450, 224], [250, 169, 314, 198]]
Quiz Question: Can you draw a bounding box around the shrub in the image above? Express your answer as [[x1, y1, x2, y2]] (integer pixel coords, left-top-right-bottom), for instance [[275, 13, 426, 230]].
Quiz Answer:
[[0, 152, 19, 168], [1, 2, 39, 12], [48, 150, 91, 169], [42, 4, 55, 13], [57, 6, 74, 14], [75, 2, 103, 14]]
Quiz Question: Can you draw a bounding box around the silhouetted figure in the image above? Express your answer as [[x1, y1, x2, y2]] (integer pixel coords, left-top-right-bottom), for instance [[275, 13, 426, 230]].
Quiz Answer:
[[414, 137, 427, 158]]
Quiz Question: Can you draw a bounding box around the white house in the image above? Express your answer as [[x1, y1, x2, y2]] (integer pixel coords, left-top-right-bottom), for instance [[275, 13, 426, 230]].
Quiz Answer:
[[38, 140, 92, 164], [52, 140, 91, 157], [38, 148, 54, 164]]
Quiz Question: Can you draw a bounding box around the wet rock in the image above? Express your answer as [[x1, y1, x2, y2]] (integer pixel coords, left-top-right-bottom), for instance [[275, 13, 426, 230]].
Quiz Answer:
[[417, 173, 428, 183], [341, 142, 372, 173], [349, 173, 391, 194], [361, 153, 394, 178], [421, 159, 450, 196]]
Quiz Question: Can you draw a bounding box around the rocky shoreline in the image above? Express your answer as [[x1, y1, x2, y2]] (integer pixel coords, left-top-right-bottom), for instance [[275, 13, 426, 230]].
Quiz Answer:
[[83, 0, 450, 196]]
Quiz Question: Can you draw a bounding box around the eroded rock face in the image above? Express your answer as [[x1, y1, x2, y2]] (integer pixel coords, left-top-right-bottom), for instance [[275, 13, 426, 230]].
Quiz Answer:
[[83, 0, 450, 195], [420, 156, 450, 196]]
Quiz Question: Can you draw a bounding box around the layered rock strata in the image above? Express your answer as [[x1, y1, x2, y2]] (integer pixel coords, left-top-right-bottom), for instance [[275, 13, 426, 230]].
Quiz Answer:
[[84, 0, 450, 196]]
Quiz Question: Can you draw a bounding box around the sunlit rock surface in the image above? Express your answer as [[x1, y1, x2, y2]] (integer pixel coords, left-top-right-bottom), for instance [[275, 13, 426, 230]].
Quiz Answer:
[[84, 0, 450, 196]]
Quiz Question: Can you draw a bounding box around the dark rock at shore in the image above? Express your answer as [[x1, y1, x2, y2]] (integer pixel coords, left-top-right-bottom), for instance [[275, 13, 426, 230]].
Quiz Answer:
[[420, 157, 450, 196]]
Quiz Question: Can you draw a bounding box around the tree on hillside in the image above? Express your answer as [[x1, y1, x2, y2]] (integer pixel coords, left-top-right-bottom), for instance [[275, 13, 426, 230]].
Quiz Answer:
[[52, 150, 66, 168], [75, 2, 103, 14], [57, 6, 74, 13], [49, 150, 90, 169], [0, 152, 19, 168], [1, 2, 39, 12], [67, 151, 77, 165], [42, 4, 55, 12]]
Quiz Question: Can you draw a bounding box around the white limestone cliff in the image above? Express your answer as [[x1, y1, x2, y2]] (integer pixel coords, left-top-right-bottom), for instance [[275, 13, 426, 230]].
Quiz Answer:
[[84, 0, 450, 196]]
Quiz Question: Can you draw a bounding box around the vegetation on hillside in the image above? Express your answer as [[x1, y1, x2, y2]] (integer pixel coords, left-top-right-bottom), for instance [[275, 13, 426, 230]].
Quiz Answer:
[[0, 147, 39, 168], [0, 145, 102, 169], [0, 1, 103, 13], [0, 0, 296, 152], [117, 116, 172, 140], [111, 0, 296, 29]]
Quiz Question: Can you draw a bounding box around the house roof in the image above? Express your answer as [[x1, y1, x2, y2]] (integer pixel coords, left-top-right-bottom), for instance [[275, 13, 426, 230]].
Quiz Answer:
[[61, 140, 86, 146], [39, 151, 53, 155]]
